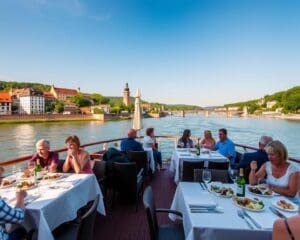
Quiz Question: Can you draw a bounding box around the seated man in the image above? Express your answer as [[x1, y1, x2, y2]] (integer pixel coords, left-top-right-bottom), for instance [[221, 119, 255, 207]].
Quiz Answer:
[[121, 129, 144, 152], [0, 190, 27, 240], [237, 135, 273, 170], [214, 128, 236, 166], [29, 139, 58, 172]]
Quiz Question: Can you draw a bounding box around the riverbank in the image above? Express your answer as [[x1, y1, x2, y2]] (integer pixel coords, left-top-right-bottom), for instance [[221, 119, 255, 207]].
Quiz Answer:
[[0, 113, 132, 124], [245, 113, 300, 121]]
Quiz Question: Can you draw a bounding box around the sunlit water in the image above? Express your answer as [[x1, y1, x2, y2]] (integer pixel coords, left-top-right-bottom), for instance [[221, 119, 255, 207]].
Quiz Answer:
[[0, 114, 299, 162]]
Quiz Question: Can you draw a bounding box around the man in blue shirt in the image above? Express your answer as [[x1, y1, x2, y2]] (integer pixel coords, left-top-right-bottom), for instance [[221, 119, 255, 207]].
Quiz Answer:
[[214, 128, 236, 166], [237, 135, 273, 170], [121, 129, 144, 152]]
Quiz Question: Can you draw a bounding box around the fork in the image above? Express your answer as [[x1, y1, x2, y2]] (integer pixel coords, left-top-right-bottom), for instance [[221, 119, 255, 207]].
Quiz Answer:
[[237, 210, 254, 229]]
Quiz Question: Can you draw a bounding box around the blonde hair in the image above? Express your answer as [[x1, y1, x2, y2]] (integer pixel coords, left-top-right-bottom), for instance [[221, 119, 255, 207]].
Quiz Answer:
[[204, 130, 213, 138], [265, 140, 288, 162]]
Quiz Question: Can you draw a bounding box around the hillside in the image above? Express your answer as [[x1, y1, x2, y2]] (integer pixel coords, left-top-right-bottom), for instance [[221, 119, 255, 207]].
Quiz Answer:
[[224, 86, 300, 114]]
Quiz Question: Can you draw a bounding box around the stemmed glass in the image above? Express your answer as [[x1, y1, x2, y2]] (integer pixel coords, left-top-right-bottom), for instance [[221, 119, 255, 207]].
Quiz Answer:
[[258, 178, 268, 194], [228, 169, 238, 183], [202, 169, 212, 185]]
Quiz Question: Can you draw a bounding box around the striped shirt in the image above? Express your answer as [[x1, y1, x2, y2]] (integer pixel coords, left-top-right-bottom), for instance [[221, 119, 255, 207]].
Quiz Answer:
[[0, 198, 25, 240]]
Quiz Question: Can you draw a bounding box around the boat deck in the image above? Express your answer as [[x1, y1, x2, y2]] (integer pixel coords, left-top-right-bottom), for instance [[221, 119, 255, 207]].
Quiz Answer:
[[93, 167, 176, 240]]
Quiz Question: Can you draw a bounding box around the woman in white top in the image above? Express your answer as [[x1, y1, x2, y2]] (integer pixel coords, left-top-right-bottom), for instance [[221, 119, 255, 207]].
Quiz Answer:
[[249, 140, 299, 197], [143, 128, 163, 170]]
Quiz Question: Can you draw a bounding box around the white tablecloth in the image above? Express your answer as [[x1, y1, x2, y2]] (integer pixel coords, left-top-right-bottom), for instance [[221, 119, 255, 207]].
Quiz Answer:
[[144, 147, 156, 173], [1, 174, 105, 240], [170, 182, 298, 240], [169, 149, 228, 183]]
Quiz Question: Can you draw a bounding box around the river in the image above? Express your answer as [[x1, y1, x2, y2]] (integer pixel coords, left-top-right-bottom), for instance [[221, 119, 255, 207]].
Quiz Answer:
[[0, 114, 299, 161]]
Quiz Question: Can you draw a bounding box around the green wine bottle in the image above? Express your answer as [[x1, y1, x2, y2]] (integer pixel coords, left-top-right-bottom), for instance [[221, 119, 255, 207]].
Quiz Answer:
[[34, 159, 43, 180], [236, 168, 246, 197]]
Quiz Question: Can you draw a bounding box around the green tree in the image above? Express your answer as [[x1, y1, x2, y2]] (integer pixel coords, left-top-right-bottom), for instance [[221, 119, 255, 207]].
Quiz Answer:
[[93, 108, 104, 114], [54, 102, 64, 113], [70, 93, 91, 107], [91, 93, 109, 105]]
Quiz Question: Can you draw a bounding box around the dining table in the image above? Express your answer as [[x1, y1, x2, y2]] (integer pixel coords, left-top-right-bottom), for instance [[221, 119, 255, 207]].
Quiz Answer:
[[0, 173, 105, 240], [169, 148, 229, 183], [170, 182, 298, 240]]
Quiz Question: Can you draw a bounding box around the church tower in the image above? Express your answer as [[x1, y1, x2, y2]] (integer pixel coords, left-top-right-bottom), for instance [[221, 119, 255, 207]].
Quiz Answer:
[[123, 83, 130, 106]]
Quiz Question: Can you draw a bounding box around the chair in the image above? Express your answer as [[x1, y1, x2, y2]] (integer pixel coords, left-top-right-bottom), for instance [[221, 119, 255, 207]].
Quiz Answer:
[[194, 169, 230, 183], [93, 160, 107, 201], [182, 160, 204, 181], [207, 161, 229, 170], [143, 186, 185, 240], [112, 162, 144, 211], [56, 159, 65, 172], [53, 194, 100, 240], [127, 151, 149, 177]]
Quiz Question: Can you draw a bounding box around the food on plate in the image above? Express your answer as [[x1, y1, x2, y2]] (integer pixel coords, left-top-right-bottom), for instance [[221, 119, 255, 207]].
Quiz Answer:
[[43, 173, 62, 180], [220, 187, 234, 197], [210, 184, 222, 193], [210, 184, 234, 197], [1, 178, 16, 187], [276, 200, 295, 210], [248, 186, 273, 196], [233, 197, 264, 210], [16, 181, 35, 190], [20, 171, 33, 179]]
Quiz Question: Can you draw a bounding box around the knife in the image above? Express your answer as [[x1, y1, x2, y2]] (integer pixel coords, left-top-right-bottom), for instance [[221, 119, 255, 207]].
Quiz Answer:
[[242, 209, 262, 229], [269, 206, 286, 219]]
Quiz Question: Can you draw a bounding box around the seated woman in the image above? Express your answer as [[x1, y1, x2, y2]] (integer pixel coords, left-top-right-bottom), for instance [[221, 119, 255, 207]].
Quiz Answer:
[[63, 135, 93, 174], [143, 128, 163, 170], [177, 129, 194, 148], [249, 140, 299, 198], [199, 130, 216, 150]]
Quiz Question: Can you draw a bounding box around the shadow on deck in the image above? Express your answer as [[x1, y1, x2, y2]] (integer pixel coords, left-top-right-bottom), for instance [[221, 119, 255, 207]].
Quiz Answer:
[[93, 168, 176, 240]]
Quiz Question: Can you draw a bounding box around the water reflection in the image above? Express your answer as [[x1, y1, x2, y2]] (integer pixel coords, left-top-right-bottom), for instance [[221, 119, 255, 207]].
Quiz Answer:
[[0, 115, 299, 161]]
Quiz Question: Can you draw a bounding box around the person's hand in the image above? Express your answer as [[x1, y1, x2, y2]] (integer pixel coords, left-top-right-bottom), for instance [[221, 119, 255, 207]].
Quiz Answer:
[[67, 149, 75, 158], [250, 161, 257, 171], [16, 190, 27, 203]]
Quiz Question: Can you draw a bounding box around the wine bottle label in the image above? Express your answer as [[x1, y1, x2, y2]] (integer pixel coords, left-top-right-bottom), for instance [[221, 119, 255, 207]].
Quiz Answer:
[[36, 171, 43, 180], [236, 184, 244, 196]]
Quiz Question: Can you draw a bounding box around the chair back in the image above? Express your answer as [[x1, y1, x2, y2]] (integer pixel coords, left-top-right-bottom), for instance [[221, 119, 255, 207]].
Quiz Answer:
[[78, 194, 100, 240], [57, 159, 65, 172], [234, 151, 243, 164], [127, 151, 148, 175], [194, 169, 230, 183], [182, 161, 204, 181], [143, 186, 158, 240], [207, 161, 229, 170], [93, 160, 106, 182], [113, 162, 137, 198]]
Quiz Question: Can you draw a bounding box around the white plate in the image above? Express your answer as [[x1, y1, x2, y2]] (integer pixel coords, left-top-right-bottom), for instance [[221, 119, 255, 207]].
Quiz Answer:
[[42, 173, 64, 181], [15, 181, 36, 191], [209, 183, 234, 198], [247, 186, 274, 197], [272, 199, 298, 212], [0, 178, 16, 189], [232, 197, 265, 212]]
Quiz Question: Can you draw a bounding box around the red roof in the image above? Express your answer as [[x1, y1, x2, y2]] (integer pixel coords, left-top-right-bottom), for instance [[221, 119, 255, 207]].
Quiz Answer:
[[54, 87, 78, 95], [0, 92, 12, 103], [43, 92, 55, 99]]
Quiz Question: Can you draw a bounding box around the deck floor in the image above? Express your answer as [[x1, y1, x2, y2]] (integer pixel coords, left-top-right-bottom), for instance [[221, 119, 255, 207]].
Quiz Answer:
[[93, 168, 177, 240]]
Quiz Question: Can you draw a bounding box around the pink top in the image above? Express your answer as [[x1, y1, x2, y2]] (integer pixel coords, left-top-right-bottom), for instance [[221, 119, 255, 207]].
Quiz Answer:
[[69, 150, 93, 174]]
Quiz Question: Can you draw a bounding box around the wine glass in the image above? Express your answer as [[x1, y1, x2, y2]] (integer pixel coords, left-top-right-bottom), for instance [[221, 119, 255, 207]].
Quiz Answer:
[[202, 169, 211, 185], [228, 169, 238, 183], [258, 178, 268, 194]]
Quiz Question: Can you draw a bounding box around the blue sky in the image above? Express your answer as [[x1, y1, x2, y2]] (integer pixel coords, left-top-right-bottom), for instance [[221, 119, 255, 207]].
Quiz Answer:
[[0, 0, 299, 106]]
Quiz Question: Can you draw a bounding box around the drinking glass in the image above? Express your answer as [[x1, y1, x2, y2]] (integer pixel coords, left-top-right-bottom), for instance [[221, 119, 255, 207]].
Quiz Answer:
[[228, 169, 238, 183], [202, 169, 211, 184], [258, 178, 268, 194]]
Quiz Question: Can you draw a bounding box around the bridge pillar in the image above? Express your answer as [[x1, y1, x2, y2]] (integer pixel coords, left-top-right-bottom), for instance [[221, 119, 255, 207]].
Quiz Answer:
[[180, 110, 185, 117]]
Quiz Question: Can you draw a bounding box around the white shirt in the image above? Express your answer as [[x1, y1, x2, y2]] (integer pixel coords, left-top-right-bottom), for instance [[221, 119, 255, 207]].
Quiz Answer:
[[266, 161, 299, 188], [143, 136, 154, 149]]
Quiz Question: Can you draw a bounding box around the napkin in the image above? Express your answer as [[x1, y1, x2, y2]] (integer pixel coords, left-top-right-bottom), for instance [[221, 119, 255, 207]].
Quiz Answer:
[[187, 192, 217, 208], [247, 211, 277, 230], [179, 153, 192, 157]]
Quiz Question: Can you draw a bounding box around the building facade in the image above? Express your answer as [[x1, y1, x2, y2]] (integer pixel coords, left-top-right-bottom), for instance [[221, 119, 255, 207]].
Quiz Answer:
[[50, 85, 79, 101], [0, 92, 12, 115], [123, 83, 130, 107], [19, 88, 45, 114]]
